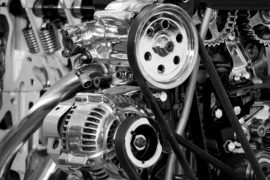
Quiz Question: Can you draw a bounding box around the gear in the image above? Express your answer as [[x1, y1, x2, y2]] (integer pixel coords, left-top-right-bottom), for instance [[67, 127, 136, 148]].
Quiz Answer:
[[193, 10, 238, 47], [244, 10, 270, 47]]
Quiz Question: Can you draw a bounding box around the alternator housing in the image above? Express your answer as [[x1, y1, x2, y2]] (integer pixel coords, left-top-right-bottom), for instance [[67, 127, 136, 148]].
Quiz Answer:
[[43, 91, 162, 179]]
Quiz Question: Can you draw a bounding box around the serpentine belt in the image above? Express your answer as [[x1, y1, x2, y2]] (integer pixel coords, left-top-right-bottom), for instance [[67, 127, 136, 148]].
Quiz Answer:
[[126, 4, 197, 180], [199, 37, 265, 180], [114, 114, 245, 180], [115, 3, 265, 180], [114, 117, 143, 180]]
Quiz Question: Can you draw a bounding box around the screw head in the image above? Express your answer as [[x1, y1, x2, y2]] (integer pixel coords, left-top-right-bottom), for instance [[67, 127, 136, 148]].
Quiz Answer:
[[133, 135, 147, 150], [214, 108, 223, 119], [234, 106, 241, 115]]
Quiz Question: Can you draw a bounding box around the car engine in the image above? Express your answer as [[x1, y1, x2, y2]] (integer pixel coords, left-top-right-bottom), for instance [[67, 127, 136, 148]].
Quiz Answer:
[[1, 0, 270, 180]]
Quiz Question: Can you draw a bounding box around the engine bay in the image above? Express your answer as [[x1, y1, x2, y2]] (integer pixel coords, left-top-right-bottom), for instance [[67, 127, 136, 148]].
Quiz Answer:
[[1, 0, 270, 179]]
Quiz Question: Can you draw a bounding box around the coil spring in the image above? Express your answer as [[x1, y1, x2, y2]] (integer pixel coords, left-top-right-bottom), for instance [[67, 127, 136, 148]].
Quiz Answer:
[[39, 23, 60, 54], [23, 26, 40, 54]]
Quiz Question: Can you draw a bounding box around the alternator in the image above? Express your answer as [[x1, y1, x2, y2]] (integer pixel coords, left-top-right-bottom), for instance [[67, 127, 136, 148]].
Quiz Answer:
[[61, 0, 198, 89], [42, 92, 162, 180]]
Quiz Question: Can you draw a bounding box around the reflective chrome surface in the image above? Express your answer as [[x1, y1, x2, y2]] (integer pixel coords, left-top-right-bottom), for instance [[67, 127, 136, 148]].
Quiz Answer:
[[61, 0, 153, 63], [2, 0, 270, 180], [225, 39, 253, 84], [62, 2, 198, 89], [24, 146, 57, 180], [42, 91, 160, 179], [132, 4, 198, 89]]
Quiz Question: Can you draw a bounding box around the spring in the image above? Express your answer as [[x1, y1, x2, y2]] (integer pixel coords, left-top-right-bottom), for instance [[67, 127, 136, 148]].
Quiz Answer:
[[23, 26, 40, 54], [39, 23, 60, 54]]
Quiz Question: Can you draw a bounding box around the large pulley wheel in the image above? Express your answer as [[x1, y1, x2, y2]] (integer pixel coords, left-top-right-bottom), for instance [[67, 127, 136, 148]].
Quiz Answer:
[[128, 4, 198, 89]]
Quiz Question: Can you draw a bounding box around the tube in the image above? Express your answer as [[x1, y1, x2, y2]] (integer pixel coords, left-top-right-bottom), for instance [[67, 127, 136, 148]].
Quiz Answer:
[[0, 72, 81, 176]]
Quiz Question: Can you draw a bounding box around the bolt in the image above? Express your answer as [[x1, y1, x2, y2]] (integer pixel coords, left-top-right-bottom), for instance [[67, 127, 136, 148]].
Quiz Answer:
[[228, 32, 236, 40], [134, 135, 147, 149], [228, 142, 235, 152], [214, 108, 223, 119], [242, 72, 251, 80], [159, 92, 168, 102], [153, 92, 168, 102], [234, 106, 241, 116], [233, 75, 240, 82]]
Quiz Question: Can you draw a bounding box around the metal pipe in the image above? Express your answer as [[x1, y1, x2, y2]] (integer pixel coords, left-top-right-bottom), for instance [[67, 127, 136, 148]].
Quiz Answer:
[[0, 72, 81, 176], [165, 8, 214, 180], [24, 147, 57, 180]]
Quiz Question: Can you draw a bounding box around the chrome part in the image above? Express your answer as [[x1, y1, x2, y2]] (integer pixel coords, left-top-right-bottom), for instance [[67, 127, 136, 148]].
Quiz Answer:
[[131, 4, 198, 89], [225, 39, 253, 84], [62, 10, 131, 62], [23, 25, 40, 54], [39, 23, 60, 54], [0, 72, 80, 177], [43, 91, 161, 179], [73, 52, 108, 88], [153, 91, 168, 102], [238, 102, 270, 148], [123, 117, 162, 168], [24, 146, 57, 180], [193, 10, 237, 47], [62, 2, 198, 89], [4, 0, 270, 179], [246, 11, 270, 47]]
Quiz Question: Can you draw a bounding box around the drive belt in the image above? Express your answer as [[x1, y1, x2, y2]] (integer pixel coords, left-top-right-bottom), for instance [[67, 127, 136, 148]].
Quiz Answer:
[[199, 37, 265, 180], [127, 4, 197, 180], [114, 117, 142, 180]]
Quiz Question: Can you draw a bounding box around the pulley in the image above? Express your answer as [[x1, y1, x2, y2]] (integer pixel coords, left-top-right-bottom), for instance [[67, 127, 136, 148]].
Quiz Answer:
[[128, 3, 198, 89]]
